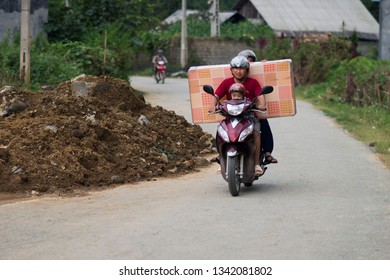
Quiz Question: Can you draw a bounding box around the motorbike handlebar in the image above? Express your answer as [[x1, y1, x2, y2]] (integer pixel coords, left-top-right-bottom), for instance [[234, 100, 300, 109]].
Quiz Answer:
[[252, 108, 267, 114]]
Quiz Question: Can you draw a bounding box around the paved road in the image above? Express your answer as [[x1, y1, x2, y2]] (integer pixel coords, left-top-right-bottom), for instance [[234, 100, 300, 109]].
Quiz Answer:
[[0, 76, 389, 260]]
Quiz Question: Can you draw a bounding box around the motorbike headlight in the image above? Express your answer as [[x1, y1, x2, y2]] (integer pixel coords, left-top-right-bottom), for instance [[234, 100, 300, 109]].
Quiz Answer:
[[227, 103, 245, 116], [217, 125, 230, 142], [238, 124, 254, 141]]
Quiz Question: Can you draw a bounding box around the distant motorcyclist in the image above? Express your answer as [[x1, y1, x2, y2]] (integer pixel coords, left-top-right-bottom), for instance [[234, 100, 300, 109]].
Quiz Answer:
[[152, 49, 168, 77]]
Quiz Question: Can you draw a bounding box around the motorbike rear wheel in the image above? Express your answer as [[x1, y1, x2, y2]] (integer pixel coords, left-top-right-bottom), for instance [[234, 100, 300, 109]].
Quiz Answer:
[[227, 156, 241, 196]]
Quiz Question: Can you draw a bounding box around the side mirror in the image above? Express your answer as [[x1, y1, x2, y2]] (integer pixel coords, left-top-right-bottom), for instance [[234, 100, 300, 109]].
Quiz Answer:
[[261, 86, 274, 95], [203, 85, 214, 95]]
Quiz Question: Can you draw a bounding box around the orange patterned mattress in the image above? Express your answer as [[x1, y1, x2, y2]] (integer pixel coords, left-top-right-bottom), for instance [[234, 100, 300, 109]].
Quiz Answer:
[[187, 59, 296, 124]]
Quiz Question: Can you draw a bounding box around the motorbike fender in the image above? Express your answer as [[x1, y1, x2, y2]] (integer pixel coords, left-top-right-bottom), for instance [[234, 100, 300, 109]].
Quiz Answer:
[[219, 145, 240, 182], [225, 144, 243, 157], [221, 118, 253, 142], [221, 144, 257, 183]]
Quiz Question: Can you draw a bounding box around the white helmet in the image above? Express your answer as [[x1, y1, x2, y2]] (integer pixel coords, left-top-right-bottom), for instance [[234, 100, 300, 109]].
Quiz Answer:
[[230, 55, 250, 69], [238, 49, 257, 62]]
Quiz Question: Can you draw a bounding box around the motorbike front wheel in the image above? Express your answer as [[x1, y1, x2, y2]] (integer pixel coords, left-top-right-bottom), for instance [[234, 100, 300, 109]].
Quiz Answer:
[[160, 71, 165, 84], [156, 71, 165, 84], [227, 156, 241, 196], [155, 72, 161, 83]]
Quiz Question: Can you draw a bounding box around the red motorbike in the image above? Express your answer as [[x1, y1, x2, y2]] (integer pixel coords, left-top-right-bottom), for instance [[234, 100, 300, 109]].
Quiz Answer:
[[155, 61, 167, 84], [203, 84, 273, 196]]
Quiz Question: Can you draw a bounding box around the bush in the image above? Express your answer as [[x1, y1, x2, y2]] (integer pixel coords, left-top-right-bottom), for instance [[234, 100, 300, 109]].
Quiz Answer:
[[328, 56, 390, 110], [221, 21, 274, 44], [30, 40, 83, 89], [0, 29, 137, 90], [292, 36, 352, 85], [0, 34, 20, 87]]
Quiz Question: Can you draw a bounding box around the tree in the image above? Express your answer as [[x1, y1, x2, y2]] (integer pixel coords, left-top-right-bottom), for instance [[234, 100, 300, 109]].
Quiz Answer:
[[45, 0, 158, 42]]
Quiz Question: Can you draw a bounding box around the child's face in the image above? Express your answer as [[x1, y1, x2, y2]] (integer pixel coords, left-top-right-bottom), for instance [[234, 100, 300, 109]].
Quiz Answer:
[[231, 91, 244, 100]]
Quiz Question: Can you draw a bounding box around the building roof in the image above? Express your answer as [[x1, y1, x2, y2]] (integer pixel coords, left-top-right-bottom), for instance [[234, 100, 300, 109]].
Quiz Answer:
[[233, 0, 379, 40], [163, 10, 243, 25], [163, 9, 200, 25]]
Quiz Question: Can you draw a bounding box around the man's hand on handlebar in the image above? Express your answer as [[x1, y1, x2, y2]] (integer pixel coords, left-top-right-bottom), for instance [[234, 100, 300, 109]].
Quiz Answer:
[[208, 105, 217, 113]]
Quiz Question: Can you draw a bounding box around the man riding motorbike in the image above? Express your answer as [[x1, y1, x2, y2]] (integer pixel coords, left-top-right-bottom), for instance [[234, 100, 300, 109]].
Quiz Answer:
[[209, 55, 267, 175]]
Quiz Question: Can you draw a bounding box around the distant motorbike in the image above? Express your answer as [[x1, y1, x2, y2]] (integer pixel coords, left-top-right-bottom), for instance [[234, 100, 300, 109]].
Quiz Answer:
[[203, 84, 273, 196], [155, 61, 167, 84]]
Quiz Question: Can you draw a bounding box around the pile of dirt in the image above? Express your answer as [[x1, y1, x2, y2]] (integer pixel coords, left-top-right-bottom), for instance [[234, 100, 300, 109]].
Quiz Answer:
[[0, 75, 213, 197]]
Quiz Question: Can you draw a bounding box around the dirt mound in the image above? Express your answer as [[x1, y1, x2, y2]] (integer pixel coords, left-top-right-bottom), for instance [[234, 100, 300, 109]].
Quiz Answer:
[[0, 75, 213, 197]]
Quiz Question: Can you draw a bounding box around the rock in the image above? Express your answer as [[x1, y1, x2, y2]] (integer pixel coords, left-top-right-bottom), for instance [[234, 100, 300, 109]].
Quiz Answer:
[[111, 175, 125, 184], [138, 115, 150, 125], [193, 156, 209, 166], [31, 190, 39, 196], [160, 153, 169, 163], [1, 108, 12, 117], [0, 86, 14, 95], [83, 114, 96, 123], [199, 134, 213, 148], [168, 167, 178, 173], [41, 85, 54, 91], [12, 166, 23, 174], [181, 160, 194, 168], [71, 75, 97, 96], [71, 74, 87, 81], [1, 101, 29, 117], [45, 125, 58, 133]]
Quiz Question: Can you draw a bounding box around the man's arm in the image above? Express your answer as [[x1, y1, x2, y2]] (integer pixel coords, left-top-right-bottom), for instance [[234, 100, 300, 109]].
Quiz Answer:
[[255, 94, 267, 111], [209, 79, 229, 112], [208, 95, 220, 113]]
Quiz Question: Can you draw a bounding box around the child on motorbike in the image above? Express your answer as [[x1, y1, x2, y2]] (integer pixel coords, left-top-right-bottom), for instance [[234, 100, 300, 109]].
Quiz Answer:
[[209, 56, 266, 175], [229, 83, 246, 100]]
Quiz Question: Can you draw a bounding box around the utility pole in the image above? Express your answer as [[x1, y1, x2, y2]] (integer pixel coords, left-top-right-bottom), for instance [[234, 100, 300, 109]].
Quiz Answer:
[[379, 0, 390, 60], [180, 0, 188, 68], [20, 0, 31, 87], [210, 0, 220, 37]]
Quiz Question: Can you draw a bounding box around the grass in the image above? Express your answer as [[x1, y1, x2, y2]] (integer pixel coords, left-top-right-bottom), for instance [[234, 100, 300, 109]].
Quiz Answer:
[[296, 84, 390, 169]]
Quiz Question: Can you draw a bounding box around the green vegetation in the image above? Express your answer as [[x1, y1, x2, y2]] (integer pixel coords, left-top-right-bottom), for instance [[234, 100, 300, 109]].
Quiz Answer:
[[262, 35, 354, 85], [328, 57, 390, 110], [0, 16, 275, 90], [161, 17, 274, 43], [0, 33, 20, 86]]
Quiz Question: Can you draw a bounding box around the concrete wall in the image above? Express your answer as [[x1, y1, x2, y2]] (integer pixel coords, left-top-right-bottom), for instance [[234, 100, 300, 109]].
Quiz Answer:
[[169, 37, 253, 67], [0, 0, 48, 42], [133, 37, 256, 72]]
